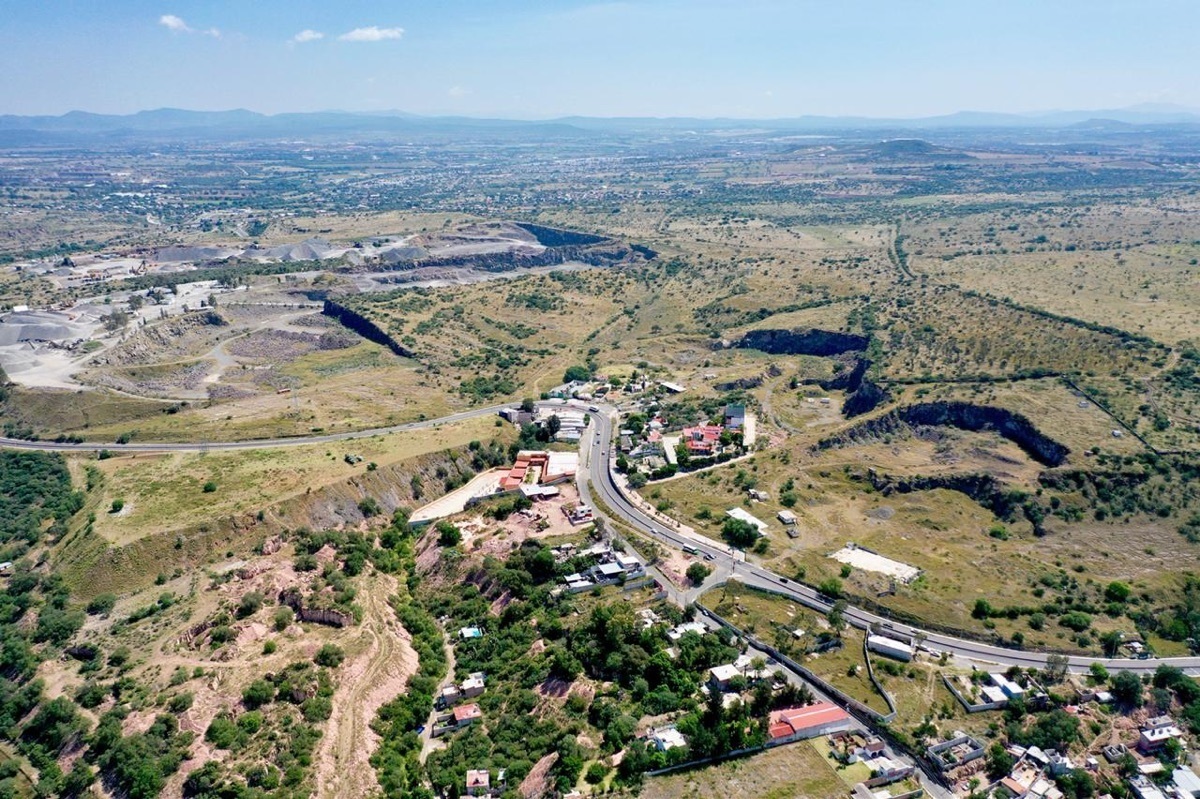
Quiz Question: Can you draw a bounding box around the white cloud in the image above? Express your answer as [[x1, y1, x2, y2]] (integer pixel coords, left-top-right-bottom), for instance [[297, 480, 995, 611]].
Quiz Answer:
[[159, 14, 220, 38], [291, 29, 325, 44], [448, 86, 471, 98], [338, 26, 404, 42], [159, 14, 189, 32]]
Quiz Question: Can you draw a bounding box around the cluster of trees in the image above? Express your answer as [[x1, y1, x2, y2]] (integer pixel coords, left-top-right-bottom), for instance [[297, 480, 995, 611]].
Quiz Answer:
[[971, 571, 1141, 651], [0, 451, 84, 547]]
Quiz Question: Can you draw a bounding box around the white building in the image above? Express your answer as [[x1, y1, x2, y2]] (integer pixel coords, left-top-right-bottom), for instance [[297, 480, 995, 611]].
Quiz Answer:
[[867, 635, 914, 662], [725, 507, 768, 534], [650, 726, 687, 751], [667, 622, 707, 641]]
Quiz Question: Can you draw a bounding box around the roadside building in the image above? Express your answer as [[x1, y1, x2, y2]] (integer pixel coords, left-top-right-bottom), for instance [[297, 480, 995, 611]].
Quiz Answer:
[[453, 703, 482, 727], [666, 621, 707, 641], [724, 507, 769, 534], [867, 634, 914, 662]]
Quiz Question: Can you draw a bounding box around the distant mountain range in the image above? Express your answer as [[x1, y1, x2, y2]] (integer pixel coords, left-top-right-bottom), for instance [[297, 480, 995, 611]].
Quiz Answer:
[[1, 104, 1198, 142]]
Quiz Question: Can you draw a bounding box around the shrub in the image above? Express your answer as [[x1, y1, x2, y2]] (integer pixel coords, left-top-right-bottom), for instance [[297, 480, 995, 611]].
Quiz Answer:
[[87, 593, 117, 615], [237, 591, 264, 619], [262, 640, 277, 655], [202, 481, 217, 493], [585, 762, 609, 784], [242, 679, 275, 709], [1105, 581, 1131, 602], [237, 711, 263, 734], [1059, 612, 1092, 632], [358, 497, 381, 518], [721, 517, 759, 548], [110, 498, 125, 513], [818, 578, 843, 598], [205, 715, 242, 749], [436, 520, 462, 547], [209, 625, 235, 645], [302, 696, 332, 722], [314, 644, 345, 668], [273, 606, 293, 631], [168, 693, 194, 713]]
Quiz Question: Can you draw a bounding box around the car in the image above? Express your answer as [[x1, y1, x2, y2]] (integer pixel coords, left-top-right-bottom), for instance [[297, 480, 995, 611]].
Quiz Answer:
[[415, 724, 426, 735], [703, 553, 715, 561], [588, 404, 600, 412], [779, 577, 789, 584]]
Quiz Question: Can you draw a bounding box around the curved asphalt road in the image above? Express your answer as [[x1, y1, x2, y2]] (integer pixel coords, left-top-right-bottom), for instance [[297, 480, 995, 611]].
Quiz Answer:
[[582, 406, 1200, 676], [3, 397, 1196, 674]]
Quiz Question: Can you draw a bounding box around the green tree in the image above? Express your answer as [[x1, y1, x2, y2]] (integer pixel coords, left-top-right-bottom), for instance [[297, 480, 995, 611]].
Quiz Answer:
[[563, 365, 591, 383], [721, 517, 759, 548], [686, 563, 712, 586], [986, 740, 1015, 779], [818, 578, 843, 599], [1110, 670, 1144, 707]]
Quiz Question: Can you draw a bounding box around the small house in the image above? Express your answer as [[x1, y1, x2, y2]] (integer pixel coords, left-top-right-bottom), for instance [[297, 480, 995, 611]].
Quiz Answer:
[[461, 673, 486, 699], [453, 703, 482, 728], [708, 664, 740, 691], [649, 726, 687, 752], [466, 769, 490, 797], [1140, 716, 1183, 752]]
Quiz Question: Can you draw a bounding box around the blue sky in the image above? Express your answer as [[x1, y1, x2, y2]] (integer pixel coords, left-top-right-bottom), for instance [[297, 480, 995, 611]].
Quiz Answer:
[[1, 0, 1197, 118]]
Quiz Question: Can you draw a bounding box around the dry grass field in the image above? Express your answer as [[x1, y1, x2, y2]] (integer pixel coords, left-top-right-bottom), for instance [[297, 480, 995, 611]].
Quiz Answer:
[[86, 414, 503, 546], [639, 737, 846, 799]]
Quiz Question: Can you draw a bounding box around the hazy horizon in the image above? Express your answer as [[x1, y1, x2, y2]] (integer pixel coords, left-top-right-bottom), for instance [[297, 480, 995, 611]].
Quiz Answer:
[[2, 0, 1199, 119]]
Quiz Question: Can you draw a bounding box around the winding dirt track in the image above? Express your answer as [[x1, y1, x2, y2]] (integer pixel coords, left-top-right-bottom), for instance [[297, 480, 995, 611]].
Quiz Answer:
[[315, 571, 418, 799]]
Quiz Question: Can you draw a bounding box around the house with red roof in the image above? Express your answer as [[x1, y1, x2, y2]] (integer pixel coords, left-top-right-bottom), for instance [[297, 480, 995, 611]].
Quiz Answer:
[[680, 424, 723, 455], [767, 702, 852, 743]]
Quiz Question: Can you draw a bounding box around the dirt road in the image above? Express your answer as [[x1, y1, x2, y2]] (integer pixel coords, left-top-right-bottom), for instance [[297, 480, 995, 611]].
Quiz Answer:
[[315, 571, 418, 799]]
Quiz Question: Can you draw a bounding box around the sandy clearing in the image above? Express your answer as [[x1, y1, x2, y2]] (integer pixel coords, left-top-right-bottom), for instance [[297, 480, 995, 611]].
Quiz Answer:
[[314, 570, 418, 799]]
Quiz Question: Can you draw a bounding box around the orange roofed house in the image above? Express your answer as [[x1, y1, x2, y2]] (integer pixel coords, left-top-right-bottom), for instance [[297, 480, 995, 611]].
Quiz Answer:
[[500, 450, 578, 491], [767, 702, 852, 743], [680, 425, 723, 456]]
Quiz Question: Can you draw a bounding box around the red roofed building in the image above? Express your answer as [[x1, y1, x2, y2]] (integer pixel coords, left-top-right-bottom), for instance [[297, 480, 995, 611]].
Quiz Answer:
[[453, 703, 483, 726], [499, 451, 578, 491], [768, 702, 852, 742], [681, 425, 723, 455]]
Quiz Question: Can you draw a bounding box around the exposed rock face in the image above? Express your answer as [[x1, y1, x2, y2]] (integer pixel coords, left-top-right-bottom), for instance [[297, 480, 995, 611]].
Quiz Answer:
[[731, 328, 868, 357], [842, 379, 890, 418], [820, 357, 870, 392], [714, 376, 763, 391], [321, 300, 413, 358], [817, 401, 1069, 467], [867, 468, 1047, 534]]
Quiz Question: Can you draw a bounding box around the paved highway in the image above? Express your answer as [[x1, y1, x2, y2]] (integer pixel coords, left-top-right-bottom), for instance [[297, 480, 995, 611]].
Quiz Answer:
[[0, 403, 512, 453], [581, 405, 1200, 676]]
